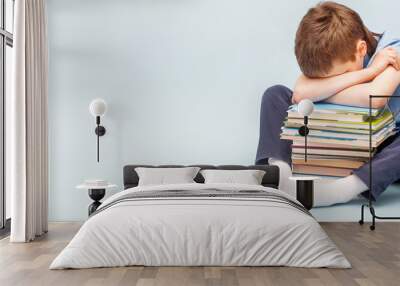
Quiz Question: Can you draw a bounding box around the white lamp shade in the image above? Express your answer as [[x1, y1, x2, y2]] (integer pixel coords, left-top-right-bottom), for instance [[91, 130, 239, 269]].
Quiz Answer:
[[298, 99, 314, 117], [89, 98, 107, 117]]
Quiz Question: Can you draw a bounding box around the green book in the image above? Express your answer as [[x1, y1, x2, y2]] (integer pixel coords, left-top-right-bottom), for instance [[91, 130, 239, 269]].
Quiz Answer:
[[285, 110, 394, 131]]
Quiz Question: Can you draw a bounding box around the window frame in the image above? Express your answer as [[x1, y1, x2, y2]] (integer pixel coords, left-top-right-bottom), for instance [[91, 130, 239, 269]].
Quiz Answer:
[[0, 0, 13, 232]]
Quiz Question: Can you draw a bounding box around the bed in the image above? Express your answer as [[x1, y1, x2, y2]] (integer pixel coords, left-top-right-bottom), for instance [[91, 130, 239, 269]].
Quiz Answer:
[[50, 165, 350, 269]]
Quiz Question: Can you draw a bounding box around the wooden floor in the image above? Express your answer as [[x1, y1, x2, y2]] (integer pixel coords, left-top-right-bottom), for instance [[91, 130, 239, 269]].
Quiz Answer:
[[0, 222, 399, 286]]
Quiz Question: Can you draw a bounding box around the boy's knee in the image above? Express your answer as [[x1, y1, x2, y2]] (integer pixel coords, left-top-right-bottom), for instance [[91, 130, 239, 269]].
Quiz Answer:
[[262, 85, 292, 106]]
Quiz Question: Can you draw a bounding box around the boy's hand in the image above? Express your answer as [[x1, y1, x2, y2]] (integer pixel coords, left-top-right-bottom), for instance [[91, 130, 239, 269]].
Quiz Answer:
[[369, 47, 400, 76]]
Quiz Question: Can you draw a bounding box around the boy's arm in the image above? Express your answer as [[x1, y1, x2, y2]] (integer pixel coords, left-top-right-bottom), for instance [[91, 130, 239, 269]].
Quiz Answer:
[[325, 66, 400, 108], [292, 47, 400, 103], [292, 68, 378, 103]]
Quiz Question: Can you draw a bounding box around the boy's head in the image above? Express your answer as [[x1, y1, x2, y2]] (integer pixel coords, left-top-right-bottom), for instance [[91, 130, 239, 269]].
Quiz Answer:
[[295, 1, 377, 78]]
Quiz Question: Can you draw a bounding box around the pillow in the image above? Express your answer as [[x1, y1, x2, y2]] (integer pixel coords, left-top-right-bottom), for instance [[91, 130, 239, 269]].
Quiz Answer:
[[200, 169, 266, 185], [135, 167, 201, 186]]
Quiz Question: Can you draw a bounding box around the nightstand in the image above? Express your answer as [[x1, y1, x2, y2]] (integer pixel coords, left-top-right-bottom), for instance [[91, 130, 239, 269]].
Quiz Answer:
[[76, 182, 117, 216], [289, 176, 319, 210]]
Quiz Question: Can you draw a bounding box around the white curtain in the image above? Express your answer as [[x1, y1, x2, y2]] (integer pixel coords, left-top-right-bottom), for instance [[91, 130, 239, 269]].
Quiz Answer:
[[9, 0, 48, 242]]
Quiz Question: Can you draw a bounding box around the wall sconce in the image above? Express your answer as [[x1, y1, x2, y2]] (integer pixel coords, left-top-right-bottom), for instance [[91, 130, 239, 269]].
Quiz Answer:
[[297, 99, 314, 162], [89, 98, 107, 162]]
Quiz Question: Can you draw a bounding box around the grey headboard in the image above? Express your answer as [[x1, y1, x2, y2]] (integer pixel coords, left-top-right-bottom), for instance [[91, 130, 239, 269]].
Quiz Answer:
[[123, 165, 279, 189]]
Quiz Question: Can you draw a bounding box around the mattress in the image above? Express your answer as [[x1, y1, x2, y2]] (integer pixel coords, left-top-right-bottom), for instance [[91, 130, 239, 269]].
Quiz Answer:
[[50, 183, 350, 269]]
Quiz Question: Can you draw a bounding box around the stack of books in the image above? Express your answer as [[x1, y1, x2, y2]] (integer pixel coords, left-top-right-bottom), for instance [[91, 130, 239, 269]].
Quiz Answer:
[[281, 103, 396, 177]]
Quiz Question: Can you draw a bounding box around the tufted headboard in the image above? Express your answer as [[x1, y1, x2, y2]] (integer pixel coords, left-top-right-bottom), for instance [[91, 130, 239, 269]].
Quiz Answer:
[[123, 164, 279, 190]]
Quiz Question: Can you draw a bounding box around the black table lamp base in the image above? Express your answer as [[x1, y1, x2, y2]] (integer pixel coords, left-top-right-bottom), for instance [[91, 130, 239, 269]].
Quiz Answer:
[[296, 180, 314, 210], [88, 189, 105, 216]]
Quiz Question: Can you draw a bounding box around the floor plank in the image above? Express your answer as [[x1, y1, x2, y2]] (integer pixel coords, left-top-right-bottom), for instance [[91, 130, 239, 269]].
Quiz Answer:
[[0, 222, 399, 286]]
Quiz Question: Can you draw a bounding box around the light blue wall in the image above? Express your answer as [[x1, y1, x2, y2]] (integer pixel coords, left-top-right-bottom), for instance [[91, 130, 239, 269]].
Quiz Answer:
[[47, 0, 400, 221]]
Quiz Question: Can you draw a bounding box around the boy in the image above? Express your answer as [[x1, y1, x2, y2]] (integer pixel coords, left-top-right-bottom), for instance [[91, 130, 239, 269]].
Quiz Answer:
[[256, 1, 400, 206]]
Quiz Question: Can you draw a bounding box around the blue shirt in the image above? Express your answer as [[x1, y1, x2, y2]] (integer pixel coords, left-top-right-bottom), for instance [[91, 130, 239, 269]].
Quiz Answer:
[[364, 31, 400, 122]]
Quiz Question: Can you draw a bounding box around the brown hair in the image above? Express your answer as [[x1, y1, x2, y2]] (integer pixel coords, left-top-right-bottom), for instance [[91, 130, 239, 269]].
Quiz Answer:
[[295, 1, 378, 78]]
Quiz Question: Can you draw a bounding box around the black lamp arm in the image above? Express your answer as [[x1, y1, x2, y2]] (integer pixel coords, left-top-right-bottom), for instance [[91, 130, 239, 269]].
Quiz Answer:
[[298, 116, 310, 162], [94, 116, 106, 162]]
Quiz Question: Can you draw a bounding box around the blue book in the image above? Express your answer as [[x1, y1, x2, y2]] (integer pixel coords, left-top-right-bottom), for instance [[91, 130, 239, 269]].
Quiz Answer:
[[289, 102, 380, 116]]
